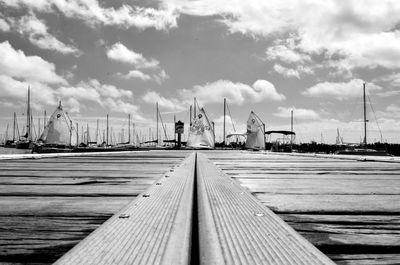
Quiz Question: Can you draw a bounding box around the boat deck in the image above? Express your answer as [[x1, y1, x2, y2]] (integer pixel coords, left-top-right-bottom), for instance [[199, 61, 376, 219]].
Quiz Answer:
[[0, 150, 399, 264]]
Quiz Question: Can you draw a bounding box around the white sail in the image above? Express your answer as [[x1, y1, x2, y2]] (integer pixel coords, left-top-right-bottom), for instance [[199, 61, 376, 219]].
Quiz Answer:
[[187, 108, 215, 149], [245, 111, 265, 150], [38, 102, 77, 146]]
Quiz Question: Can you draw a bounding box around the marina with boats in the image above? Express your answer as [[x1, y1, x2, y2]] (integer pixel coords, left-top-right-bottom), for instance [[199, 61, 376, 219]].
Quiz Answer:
[[1, 83, 398, 156]]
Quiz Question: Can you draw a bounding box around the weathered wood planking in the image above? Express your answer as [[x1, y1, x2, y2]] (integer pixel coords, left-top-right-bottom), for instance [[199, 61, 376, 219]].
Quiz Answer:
[[201, 151, 400, 265], [0, 150, 191, 264], [196, 153, 334, 265], [55, 153, 196, 265]]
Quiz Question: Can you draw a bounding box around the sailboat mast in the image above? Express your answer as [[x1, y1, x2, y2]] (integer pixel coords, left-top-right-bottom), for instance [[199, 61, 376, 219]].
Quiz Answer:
[[76, 123, 79, 144], [106, 114, 109, 146], [13, 112, 16, 141], [223, 98, 226, 146], [156, 102, 159, 144], [128, 114, 131, 143], [174, 114, 176, 146], [44, 110, 47, 130], [189, 105, 192, 126], [290, 109, 294, 146], [96, 119, 99, 144], [363, 83, 367, 145], [26, 86, 31, 140], [193, 98, 197, 117], [86, 123, 89, 145]]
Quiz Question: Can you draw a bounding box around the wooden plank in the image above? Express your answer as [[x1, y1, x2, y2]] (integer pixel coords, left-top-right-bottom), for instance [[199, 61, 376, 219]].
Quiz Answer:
[[196, 152, 334, 265], [0, 151, 188, 264], [206, 150, 400, 265], [54, 152, 196, 265]]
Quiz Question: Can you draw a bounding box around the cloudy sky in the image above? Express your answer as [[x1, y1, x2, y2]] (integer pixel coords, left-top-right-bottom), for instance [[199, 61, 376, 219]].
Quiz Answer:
[[1, 0, 400, 144]]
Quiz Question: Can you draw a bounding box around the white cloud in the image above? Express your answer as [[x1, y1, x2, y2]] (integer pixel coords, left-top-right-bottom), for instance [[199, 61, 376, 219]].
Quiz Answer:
[[104, 98, 143, 120], [266, 45, 311, 64], [274, 106, 320, 120], [3, 0, 178, 31], [107, 42, 159, 69], [273, 64, 314, 79], [0, 75, 58, 108], [153, 69, 170, 85], [83, 79, 133, 99], [4, 14, 81, 55], [117, 69, 169, 84], [180, 79, 285, 105], [63, 97, 81, 113], [387, 104, 400, 113], [374, 72, 400, 87], [303, 79, 382, 100], [118, 70, 152, 81], [56, 85, 102, 104], [163, 0, 400, 73], [142, 91, 185, 112], [0, 18, 10, 31], [0, 41, 66, 84]]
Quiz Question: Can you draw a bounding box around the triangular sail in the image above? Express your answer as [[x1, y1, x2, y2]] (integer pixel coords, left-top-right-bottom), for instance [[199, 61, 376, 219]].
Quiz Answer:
[[245, 111, 265, 150], [38, 103, 77, 146], [187, 108, 214, 149]]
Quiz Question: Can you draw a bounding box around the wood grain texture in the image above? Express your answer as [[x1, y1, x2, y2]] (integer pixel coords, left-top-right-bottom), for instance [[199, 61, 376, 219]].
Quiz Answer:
[[54, 152, 196, 265], [196, 153, 334, 265], [0, 150, 191, 264], [201, 150, 400, 265]]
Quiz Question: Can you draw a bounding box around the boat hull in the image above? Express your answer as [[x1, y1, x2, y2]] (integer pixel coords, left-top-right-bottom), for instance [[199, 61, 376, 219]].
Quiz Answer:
[[16, 141, 33, 149], [336, 149, 390, 156]]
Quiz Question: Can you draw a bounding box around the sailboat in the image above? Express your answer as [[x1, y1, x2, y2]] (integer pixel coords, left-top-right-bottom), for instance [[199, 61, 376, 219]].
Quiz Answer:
[[16, 87, 33, 149], [4, 112, 19, 148], [336, 83, 389, 156], [245, 111, 266, 150], [226, 111, 266, 150], [32, 101, 77, 153], [187, 99, 215, 149]]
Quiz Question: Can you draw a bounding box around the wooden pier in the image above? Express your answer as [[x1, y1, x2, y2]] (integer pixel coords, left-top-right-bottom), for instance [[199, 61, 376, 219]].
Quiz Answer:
[[0, 150, 399, 264], [0, 150, 190, 264]]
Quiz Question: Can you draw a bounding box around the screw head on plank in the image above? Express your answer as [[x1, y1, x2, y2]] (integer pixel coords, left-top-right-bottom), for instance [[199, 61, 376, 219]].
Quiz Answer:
[[119, 214, 130, 218]]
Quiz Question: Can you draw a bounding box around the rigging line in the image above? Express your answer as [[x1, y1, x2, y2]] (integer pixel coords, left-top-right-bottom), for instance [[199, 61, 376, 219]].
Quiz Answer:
[[226, 102, 236, 132], [195, 99, 201, 115], [158, 111, 169, 140], [253, 112, 265, 129], [367, 95, 384, 142], [62, 111, 73, 131], [15, 115, 20, 139], [201, 108, 214, 133]]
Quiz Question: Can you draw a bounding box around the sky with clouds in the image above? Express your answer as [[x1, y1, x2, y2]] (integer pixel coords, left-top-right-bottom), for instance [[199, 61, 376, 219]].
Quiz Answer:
[[1, 0, 400, 144]]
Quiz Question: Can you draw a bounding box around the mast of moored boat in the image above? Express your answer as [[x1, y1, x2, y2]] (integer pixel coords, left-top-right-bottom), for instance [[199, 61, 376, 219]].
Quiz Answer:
[[13, 112, 16, 142], [96, 119, 99, 144], [106, 114, 109, 146], [156, 102, 159, 145], [189, 105, 192, 126], [193, 97, 197, 118], [5, 123, 9, 142], [223, 98, 226, 146], [363, 82, 367, 145], [128, 114, 131, 143], [44, 110, 47, 130], [290, 109, 294, 148], [76, 123, 79, 144], [26, 86, 31, 141], [86, 123, 89, 145]]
